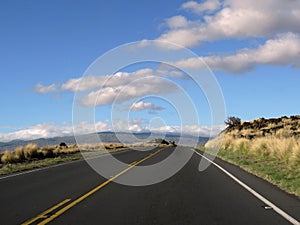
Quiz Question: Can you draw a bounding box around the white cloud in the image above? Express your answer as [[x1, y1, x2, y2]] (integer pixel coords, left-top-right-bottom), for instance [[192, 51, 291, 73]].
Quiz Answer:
[[165, 16, 189, 29], [130, 101, 165, 112], [36, 69, 157, 94], [73, 121, 112, 135], [60, 68, 183, 93], [181, 0, 221, 14], [79, 76, 178, 107], [111, 118, 145, 133], [61, 75, 108, 92], [34, 68, 184, 106], [56, 68, 183, 107], [158, 27, 202, 49], [157, 0, 300, 47], [0, 121, 113, 142], [172, 33, 300, 73], [150, 124, 225, 137], [33, 83, 57, 94], [0, 123, 73, 142]]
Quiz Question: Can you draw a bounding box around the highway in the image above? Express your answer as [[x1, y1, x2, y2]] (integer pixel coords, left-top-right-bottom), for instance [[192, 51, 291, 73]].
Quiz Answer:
[[0, 146, 299, 225]]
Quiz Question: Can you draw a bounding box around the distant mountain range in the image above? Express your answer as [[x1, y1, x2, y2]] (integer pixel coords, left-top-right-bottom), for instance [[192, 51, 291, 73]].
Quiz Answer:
[[0, 132, 209, 152]]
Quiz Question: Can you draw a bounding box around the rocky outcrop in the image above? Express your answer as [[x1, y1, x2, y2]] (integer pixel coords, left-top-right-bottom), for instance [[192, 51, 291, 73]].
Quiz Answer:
[[225, 115, 300, 139]]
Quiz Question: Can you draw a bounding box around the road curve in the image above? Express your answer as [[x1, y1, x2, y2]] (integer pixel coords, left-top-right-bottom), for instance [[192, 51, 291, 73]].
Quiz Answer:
[[0, 146, 299, 225]]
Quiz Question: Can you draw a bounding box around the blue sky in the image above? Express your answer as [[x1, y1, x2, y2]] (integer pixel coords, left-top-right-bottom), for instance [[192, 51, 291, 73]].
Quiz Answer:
[[1, 0, 300, 141]]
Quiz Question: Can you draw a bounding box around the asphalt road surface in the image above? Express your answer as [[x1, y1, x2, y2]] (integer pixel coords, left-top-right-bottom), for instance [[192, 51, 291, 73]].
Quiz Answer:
[[0, 146, 299, 225]]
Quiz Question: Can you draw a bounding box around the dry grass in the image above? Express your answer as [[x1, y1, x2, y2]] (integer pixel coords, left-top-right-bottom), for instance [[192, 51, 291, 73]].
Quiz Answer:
[[0, 143, 80, 164], [206, 135, 300, 164], [14, 146, 25, 161], [0, 142, 136, 165], [0, 153, 83, 175], [204, 116, 300, 197], [78, 143, 105, 151], [1, 151, 15, 164], [104, 143, 125, 149], [78, 143, 127, 151], [24, 143, 38, 159], [291, 144, 300, 166], [0, 142, 131, 175]]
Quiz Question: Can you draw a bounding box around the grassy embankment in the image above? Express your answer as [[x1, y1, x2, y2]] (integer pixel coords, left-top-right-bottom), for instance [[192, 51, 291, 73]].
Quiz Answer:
[[0, 143, 129, 175], [203, 116, 300, 197]]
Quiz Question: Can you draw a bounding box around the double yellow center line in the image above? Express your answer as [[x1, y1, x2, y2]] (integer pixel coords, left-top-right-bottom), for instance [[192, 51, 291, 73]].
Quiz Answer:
[[22, 148, 164, 225]]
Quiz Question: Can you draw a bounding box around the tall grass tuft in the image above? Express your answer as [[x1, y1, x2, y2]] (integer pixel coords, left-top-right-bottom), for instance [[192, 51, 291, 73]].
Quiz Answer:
[[14, 146, 25, 161], [40, 146, 56, 158], [1, 151, 15, 164], [291, 140, 300, 166], [0, 142, 83, 165], [24, 143, 39, 159]]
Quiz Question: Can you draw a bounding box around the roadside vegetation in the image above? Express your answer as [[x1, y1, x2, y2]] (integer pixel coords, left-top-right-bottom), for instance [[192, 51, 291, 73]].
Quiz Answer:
[[0, 138, 174, 176], [0, 142, 127, 175], [1, 143, 80, 164], [204, 116, 300, 197]]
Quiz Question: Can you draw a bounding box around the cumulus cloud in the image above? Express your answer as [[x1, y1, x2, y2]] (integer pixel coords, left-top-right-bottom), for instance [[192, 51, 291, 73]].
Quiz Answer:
[[79, 76, 178, 107], [181, 0, 221, 14], [73, 121, 112, 135], [61, 75, 108, 92], [150, 124, 225, 137], [171, 33, 300, 73], [56, 68, 183, 107], [165, 15, 189, 29], [60, 68, 183, 93], [110, 118, 146, 133], [33, 67, 184, 106], [0, 123, 73, 142], [158, 0, 300, 47], [33, 83, 57, 94], [62, 69, 152, 92], [130, 101, 165, 112]]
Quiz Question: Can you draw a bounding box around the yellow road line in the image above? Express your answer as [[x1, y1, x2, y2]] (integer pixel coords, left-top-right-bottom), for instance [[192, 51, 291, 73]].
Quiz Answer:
[[25, 147, 163, 225], [21, 198, 71, 225], [129, 161, 137, 166]]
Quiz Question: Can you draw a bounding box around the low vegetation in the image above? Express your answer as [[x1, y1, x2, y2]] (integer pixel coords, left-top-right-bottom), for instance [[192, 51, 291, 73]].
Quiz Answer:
[[0, 143, 80, 164], [0, 142, 128, 175], [204, 115, 300, 197], [0, 139, 174, 175], [0, 153, 83, 175]]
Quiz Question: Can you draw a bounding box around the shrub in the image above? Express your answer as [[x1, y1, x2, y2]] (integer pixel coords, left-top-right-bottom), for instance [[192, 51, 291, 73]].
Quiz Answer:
[[225, 116, 241, 128], [1, 151, 15, 164], [24, 143, 38, 159], [53, 147, 61, 155], [39, 146, 56, 158], [59, 142, 68, 148], [14, 146, 25, 161]]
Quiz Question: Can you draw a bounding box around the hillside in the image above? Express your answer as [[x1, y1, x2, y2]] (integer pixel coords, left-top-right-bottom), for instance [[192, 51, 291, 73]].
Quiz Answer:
[[205, 115, 300, 197]]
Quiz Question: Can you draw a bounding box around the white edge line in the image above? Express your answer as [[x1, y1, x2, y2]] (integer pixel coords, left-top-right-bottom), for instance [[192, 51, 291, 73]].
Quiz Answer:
[[192, 148, 300, 225], [0, 150, 128, 181]]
